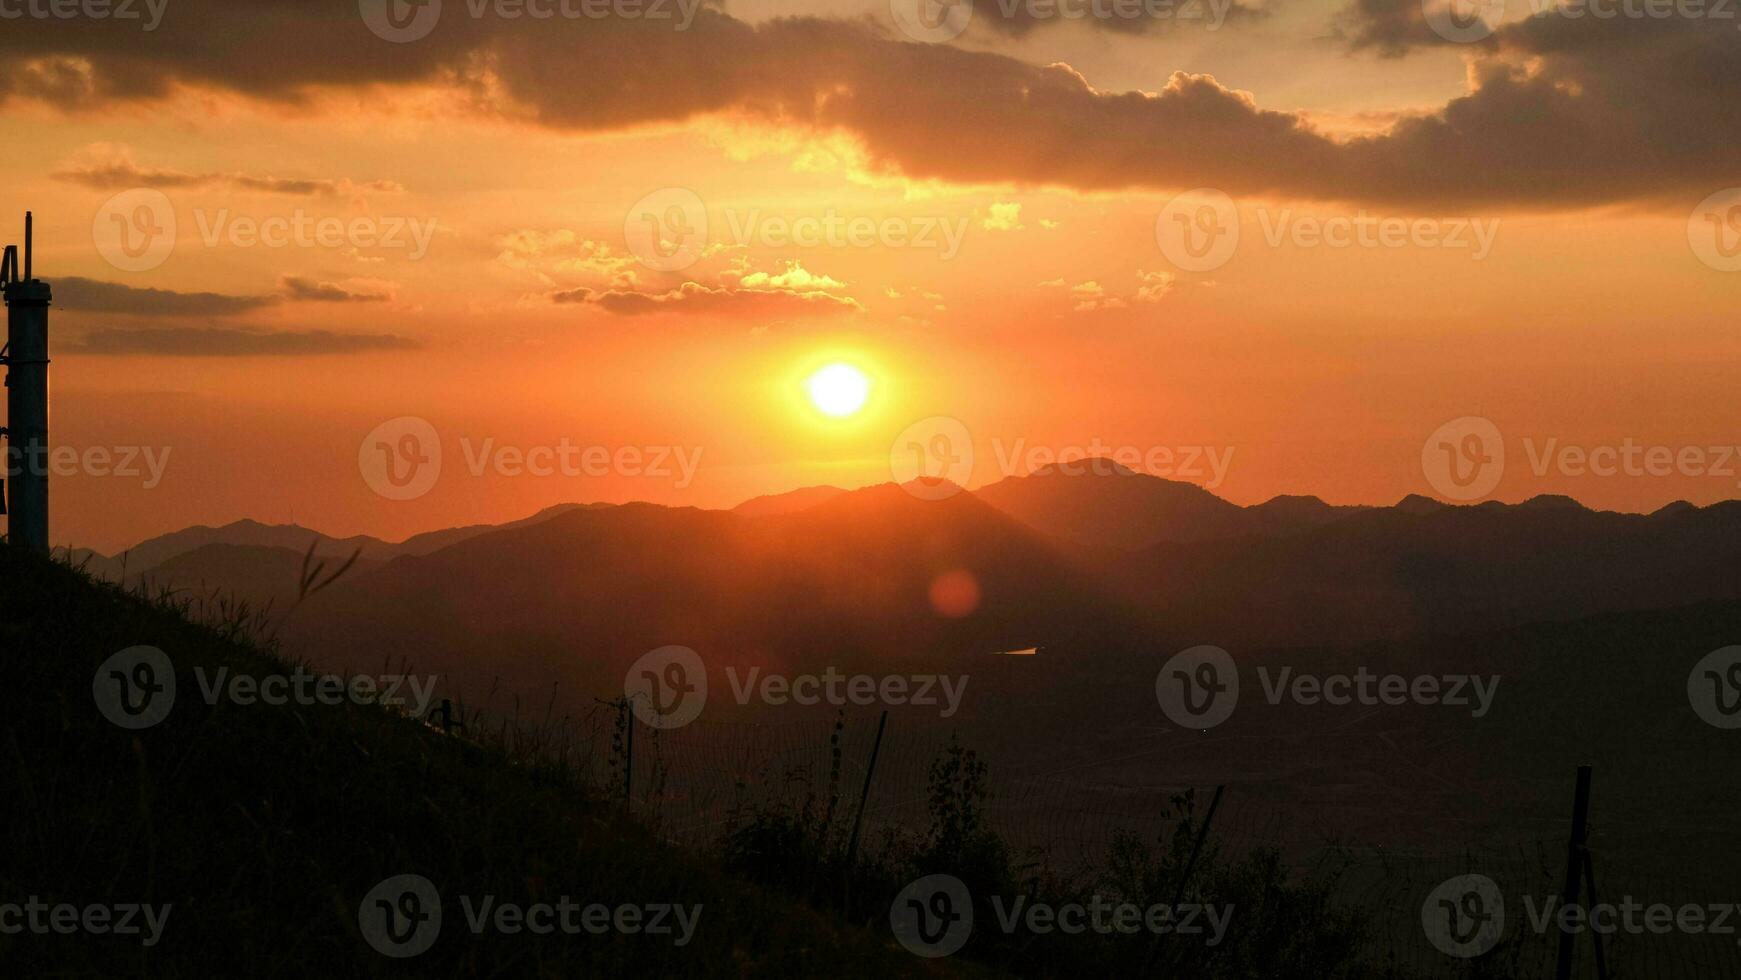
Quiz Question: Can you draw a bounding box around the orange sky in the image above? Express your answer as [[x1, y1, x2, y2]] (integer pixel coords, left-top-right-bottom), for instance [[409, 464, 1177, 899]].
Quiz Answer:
[[2, 0, 1738, 551]]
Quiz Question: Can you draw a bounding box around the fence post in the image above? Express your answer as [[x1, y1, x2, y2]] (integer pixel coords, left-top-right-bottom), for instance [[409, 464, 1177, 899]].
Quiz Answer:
[[1143, 784, 1226, 977], [1555, 764, 1594, 980], [842, 710, 889, 911]]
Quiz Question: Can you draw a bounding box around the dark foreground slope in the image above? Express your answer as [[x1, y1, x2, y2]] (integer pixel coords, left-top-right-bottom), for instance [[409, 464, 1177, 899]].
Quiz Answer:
[[0, 542, 970, 978]]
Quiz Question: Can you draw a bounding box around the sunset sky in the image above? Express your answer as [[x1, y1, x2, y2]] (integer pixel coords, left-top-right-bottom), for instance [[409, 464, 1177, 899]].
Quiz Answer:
[[1, 0, 1737, 551]]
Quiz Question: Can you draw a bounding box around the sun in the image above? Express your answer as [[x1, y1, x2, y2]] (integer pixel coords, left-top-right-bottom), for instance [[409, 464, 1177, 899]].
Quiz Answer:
[[804, 362, 871, 418]]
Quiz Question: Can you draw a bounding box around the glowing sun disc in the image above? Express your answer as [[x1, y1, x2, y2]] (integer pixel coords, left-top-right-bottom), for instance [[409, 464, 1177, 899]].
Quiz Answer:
[[805, 363, 871, 417]]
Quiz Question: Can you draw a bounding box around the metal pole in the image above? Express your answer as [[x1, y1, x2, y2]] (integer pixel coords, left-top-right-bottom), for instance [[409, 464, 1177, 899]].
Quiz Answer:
[[4, 213, 50, 555], [1555, 765, 1594, 980], [1581, 849, 1609, 980], [844, 710, 888, 873], [1144, 784, 1225, 977], [840, 710, 889, 913]]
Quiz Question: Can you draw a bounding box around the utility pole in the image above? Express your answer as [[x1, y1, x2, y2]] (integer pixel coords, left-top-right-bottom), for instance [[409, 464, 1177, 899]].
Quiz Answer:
[[2, 212, 52, 554]]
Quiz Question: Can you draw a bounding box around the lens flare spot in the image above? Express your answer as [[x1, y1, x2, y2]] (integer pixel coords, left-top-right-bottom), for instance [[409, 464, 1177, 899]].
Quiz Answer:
[[928, 569, 981, 619]]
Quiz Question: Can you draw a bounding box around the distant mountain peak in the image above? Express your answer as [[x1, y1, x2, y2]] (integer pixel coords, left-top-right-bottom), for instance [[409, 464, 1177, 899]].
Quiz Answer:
[[732, 485, 848, 518], [1252, 494, 1332, 514], [1025, 457, 1140, 479], [1518, 494, 1588, 511], [974, 461, 1246, 548], [1394, 493, 1450, 514], [800, 481, 1008, 527], [894, 476, 964, 494]]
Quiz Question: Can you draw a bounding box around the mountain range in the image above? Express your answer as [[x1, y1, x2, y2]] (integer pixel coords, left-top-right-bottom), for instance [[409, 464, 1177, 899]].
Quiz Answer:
[[72, 461, 1379, 581], [70, 461, 1741, 715]]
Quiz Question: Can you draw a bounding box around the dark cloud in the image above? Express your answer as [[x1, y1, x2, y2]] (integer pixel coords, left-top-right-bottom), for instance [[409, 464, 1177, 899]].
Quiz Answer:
[[2, 3, 1736, 208], [55, 277, 279, 316], [967, 0, 1274, 37], [68, 327, 422, 357], [549, 286, 595, 304], [1333, 0, 1456, 55], [279, 276, 393, 302], [1329, 14, 1741, 206]]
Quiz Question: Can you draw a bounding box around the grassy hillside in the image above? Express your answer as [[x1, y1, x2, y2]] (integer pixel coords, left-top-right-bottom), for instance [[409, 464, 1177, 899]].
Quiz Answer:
[[0, 541, 971, 977]]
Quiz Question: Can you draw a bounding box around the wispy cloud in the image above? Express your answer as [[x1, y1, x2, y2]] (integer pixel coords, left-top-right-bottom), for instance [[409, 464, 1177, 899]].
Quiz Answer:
[[69, 327, 422, 357], [279, 276, 395, 303], [52, 144, 402, 199], [56, 277, 279, 316], [569, 282, 863, 318]]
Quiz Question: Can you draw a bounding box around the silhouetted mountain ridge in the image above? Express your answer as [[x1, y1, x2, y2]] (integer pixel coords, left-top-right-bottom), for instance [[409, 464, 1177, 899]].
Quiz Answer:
[[69, 503, 599, 582], [104, 473, 1741, 710], [976, 459, 1367, 547], [731, 485, 847, 517], [1104, 491, 1741, 647], [281, 484, 1113, 709]]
